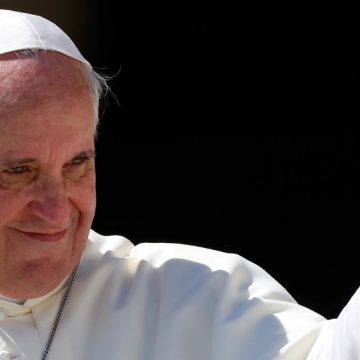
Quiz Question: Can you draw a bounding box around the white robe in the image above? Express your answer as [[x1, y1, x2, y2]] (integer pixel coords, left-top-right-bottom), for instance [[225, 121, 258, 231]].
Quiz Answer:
[[0, 230, 358, 359]]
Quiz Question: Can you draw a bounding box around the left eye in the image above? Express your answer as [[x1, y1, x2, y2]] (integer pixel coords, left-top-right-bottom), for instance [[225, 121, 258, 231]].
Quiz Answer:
[[68, 157, 87, 166]]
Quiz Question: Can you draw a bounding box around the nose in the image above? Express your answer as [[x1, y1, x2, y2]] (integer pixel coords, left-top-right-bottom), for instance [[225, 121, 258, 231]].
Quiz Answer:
[[28, 174, 71, 227]]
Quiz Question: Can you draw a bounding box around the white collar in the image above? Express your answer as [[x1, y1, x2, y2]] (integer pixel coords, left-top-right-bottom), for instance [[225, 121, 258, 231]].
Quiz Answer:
[[0, 274, 70, 317]]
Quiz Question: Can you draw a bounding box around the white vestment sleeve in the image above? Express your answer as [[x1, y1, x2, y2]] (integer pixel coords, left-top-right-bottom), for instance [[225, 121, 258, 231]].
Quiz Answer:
[[206, 254, 328, 360], [306, 286, 360, 359], [129, 241, 328, 359]]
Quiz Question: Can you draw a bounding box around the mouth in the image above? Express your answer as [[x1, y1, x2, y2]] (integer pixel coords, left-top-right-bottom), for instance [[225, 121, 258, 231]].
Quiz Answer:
[[18, 229, 67, 242]]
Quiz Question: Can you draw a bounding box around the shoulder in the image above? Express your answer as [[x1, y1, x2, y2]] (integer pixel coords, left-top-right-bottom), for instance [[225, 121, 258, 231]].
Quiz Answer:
[[89, 229, 251, 272], [131, 241, 251, 274], [88, 229, 134, 256], [87, 229, 294, 302]]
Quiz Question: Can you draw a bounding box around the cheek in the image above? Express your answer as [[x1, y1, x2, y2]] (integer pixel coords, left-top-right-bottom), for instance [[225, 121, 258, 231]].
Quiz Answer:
[[70, 176, 96, 217], [0, 190, 27, 228]]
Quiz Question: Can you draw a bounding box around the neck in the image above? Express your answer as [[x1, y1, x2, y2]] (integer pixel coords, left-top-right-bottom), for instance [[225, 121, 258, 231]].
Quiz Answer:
[[0, 294, 25, 304]]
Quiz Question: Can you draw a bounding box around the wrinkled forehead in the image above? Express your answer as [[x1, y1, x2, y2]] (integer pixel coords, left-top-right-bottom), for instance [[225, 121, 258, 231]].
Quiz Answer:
[[0, 51, 91, 109]]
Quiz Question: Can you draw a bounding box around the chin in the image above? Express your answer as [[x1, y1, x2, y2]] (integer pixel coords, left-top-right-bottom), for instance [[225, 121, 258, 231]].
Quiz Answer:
[[0, 225, 90, 299], [10, 248, 82, 299]]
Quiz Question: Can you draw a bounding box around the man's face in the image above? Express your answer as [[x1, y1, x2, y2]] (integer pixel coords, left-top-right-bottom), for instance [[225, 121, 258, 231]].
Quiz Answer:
[[0, 53, 96, 299]]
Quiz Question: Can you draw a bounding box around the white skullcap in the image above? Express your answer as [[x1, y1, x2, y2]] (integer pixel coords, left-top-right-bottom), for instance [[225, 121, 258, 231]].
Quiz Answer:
[[0, 9, 91, 67]]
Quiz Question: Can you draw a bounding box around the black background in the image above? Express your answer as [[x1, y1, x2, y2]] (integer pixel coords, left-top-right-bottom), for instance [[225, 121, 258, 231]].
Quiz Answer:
[[1, 1, 359, 319]]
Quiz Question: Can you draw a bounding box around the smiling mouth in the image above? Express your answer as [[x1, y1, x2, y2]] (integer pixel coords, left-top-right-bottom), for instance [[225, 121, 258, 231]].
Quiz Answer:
[[19, 229, 67, 242]]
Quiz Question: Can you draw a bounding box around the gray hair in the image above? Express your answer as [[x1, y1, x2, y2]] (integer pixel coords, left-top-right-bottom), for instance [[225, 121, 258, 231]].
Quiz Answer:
[[12, 49, 109, 130]]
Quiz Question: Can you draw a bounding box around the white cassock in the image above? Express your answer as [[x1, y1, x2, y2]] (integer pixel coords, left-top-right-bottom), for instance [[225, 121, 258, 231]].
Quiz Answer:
[[1, 229, 360, 359]]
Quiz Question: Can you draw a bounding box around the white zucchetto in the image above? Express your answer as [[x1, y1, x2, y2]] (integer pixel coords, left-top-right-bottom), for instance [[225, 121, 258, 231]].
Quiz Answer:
[[0, 9, 90, 67]]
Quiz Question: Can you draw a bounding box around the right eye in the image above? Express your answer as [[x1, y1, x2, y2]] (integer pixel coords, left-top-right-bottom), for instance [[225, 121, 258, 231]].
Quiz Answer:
[[4, 165, 29, 174], [0, 165, 35, 188]]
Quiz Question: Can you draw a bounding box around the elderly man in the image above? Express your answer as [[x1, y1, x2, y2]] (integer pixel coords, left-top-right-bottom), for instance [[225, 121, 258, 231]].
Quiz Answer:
[[0, 9, 359, 360]]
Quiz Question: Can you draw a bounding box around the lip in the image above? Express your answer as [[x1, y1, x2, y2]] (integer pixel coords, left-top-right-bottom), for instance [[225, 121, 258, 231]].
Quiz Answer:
[[18, 229, 67, 242]]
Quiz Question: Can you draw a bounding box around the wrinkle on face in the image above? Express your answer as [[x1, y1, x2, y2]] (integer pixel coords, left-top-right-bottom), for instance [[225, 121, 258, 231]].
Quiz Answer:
[[0, 51, 91, 118]]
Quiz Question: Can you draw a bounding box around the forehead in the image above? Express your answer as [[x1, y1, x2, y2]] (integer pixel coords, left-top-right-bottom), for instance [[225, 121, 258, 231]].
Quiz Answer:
[[0, 51, 91, 110], [0, 52, 95, 160]]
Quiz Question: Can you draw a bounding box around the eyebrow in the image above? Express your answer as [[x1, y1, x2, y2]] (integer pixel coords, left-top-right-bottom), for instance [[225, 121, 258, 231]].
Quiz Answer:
[[0, 157, 36, 168], [69, 150, 96, 160], [0, 149, 96, 168]]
